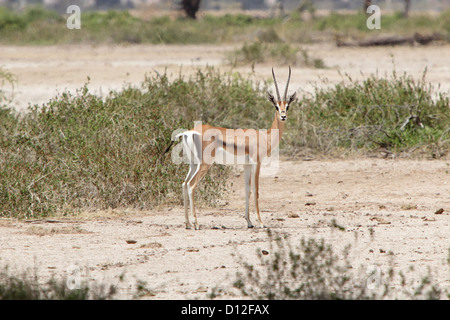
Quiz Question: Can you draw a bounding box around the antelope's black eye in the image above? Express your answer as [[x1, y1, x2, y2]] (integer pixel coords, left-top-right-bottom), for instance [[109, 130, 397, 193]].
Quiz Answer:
[[286, 105, 290, 111], [275, 105, 280, 111]]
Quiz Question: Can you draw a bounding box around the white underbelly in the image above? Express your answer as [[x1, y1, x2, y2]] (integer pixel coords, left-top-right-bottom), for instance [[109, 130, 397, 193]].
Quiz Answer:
[[208, 147, 255, 165]]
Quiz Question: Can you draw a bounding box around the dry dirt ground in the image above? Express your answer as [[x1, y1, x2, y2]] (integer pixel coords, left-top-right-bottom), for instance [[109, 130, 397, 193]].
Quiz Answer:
[[0, 43, 449, 299], [0, 159, 448, 299]]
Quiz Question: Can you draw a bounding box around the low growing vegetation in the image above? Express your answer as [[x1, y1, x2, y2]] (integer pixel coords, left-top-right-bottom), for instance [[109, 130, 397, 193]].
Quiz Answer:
[[227, 41, 326, 68], [220, 230, 445, 300], [0, 266, 117, 299], [283, 69, 449, 158]]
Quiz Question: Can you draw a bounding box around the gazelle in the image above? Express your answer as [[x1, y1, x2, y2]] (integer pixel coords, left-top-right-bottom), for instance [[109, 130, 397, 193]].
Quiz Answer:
[[168, 67, 297, 229]]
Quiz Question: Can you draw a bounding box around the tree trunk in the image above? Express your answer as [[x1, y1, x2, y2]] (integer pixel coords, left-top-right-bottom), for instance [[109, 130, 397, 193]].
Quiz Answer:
[[182, 0, 201, 19], [363, 0, 372, 14], [403, 0, 411, 18]]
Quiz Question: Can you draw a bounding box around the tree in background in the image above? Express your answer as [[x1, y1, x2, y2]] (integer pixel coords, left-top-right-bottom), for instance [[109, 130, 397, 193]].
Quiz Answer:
[[297, 0, 316, 19], [363, 0, 372, 13], [181, 0, 202, 19], [403, 0, 411, 17]]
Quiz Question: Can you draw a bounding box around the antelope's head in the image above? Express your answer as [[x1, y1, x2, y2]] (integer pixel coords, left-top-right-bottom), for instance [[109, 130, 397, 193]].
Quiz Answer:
[[268, 66, 297, 122]]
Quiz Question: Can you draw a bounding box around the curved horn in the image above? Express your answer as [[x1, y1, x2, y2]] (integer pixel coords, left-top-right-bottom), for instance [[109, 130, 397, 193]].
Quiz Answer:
[[283, 66, 291, 101], [272, 68, 281, 102]]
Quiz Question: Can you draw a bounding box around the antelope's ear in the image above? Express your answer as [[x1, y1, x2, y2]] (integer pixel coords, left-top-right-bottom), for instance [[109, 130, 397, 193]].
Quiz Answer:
[[288, 92, 297, 104], [267, 92, 276, 106]]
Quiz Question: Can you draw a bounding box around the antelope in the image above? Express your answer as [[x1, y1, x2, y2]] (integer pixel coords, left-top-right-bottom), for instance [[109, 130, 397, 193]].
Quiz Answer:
[[166, 67, 297, 229]]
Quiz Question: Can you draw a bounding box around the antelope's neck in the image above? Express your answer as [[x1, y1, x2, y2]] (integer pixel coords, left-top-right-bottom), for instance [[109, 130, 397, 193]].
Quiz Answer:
[[267, 113, 285, 153]]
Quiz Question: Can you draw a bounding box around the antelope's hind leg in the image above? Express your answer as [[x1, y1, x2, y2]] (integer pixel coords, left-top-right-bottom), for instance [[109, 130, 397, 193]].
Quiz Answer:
[[183, 163, 197, 229], [187, 163, 212, 230]]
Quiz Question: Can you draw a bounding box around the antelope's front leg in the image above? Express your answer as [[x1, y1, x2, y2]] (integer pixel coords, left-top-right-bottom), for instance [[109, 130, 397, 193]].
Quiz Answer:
[[244, 165, 254, 228], [253, 162, 265, 228]]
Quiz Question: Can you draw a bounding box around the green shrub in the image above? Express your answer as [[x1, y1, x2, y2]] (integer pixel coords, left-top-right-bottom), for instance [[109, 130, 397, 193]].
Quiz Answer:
[[284, 69, 449, 157], [1, 69, 250, 218], [227, 41, 319, 67], [0, 7, 26, 31], [23, 5, 63, 24]]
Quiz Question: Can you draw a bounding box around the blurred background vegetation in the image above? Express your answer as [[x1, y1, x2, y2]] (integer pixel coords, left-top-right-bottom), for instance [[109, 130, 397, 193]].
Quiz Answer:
[[0, 0, 448, 44]]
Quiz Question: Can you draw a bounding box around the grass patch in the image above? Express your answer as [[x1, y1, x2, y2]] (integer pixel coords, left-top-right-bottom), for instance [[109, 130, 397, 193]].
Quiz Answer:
[[0, 266, 117, 300], [226, 41, 326, 68], [213, 230, 446, 300], [0, 67, 16, 112]]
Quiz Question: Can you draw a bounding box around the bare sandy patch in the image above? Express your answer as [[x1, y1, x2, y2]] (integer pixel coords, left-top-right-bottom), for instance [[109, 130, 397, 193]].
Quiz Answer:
[[1, 43, 449, 111]]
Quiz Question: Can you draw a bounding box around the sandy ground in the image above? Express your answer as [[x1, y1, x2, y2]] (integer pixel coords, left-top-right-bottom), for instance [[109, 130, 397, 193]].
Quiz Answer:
[[0, 159, 448, 299], [0, 43, 449, 299]]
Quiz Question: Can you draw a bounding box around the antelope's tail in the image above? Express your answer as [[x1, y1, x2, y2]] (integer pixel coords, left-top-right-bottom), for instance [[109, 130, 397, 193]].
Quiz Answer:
[[163, 130, 200, 156], [163, 140, 175, 155]]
